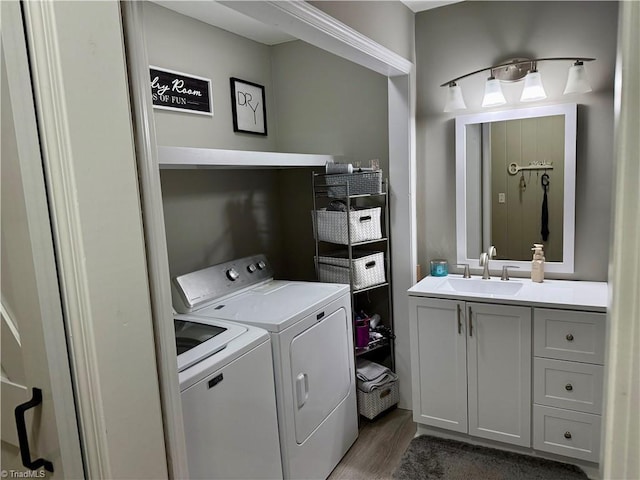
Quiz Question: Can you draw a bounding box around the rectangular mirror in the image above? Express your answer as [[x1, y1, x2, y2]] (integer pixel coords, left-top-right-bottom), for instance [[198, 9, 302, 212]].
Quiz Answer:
[[456, 104, 577, 273]]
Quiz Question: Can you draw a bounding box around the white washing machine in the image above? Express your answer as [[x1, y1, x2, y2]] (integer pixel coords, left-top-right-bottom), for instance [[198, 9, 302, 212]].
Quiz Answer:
[[173, 254, 358, 480], [174, 314, 283, 479]]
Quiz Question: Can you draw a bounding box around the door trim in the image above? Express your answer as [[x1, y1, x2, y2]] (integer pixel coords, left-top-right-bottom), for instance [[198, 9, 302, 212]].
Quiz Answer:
[[21, 2, 169, 478], [2, 1, 84, 477]]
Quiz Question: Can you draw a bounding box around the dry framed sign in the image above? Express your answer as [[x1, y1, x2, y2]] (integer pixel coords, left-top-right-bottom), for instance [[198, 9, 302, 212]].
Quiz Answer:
[[230, 77, 267, 135], [150, 66, 213, 116]]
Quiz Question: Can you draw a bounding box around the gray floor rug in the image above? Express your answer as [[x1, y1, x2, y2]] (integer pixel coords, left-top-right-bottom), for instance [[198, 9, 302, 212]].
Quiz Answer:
[[393, 435, 588, 480]]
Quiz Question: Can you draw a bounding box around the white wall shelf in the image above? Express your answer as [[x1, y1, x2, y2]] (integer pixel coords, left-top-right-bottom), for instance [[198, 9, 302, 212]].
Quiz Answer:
[[157, 146, 339, 169]]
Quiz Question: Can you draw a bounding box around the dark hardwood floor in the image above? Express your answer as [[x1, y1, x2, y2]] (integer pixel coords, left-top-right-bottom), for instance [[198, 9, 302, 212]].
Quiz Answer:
[[328, 408, 416, 480]]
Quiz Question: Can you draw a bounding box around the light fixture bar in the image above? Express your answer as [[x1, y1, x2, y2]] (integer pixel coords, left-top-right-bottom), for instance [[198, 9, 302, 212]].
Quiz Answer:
[[439, 57, 595, 87]]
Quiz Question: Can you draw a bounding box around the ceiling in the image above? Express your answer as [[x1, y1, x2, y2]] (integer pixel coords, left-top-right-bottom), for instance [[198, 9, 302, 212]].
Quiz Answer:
[[152, 0, 465, 46], [400, 0, 464, 13], [152, 1, 296, 45]]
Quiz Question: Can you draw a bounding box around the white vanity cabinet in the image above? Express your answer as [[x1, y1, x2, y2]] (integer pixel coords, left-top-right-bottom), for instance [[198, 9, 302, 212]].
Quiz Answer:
[[407, 275, 609, 469], [409, 297, 532, 447]]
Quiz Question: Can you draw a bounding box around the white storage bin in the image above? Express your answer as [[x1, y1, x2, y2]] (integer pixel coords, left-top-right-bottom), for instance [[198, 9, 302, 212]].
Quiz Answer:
[[313, 207, 382, 245], [316, 251, 386, 290], [357, 381, 399, 420]]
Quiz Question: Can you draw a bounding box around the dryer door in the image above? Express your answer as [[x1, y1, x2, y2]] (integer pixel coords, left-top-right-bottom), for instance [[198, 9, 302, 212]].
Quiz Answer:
[[290, 307, 352, 444]]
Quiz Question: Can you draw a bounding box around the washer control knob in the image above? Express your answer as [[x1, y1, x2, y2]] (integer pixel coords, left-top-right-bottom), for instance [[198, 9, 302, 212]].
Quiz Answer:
[[257, 260, 267, 270], [226, 268, 240, 281], [247, 264, 257, 273]]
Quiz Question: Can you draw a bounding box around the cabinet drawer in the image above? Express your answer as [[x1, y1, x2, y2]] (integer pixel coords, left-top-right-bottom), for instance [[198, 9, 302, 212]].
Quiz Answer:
[[534, 309, 605, 364], [534, 358, 604, 414], [533, 405, 601, 462]]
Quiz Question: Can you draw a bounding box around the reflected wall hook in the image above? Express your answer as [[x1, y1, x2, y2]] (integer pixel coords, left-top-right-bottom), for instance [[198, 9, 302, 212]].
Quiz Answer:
[[541, 172, 550, 190], [508, 161, 554, 175]]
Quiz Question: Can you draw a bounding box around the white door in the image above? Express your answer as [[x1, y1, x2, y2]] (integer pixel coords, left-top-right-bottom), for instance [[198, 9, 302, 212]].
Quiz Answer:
[[1, 2, 84, 477], [290, 308, 352, 444], [466, 302, 531, 447], [409, 297, 468, 433]]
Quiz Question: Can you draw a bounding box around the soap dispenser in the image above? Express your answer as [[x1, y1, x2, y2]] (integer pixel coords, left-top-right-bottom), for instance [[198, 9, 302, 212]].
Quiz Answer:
[[531, 243, 545, 283]]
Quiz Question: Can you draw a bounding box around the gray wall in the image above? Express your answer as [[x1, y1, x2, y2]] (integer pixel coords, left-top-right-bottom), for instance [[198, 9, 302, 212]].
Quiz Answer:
[[271, 41, 390, 280], [415, 1, 618, 281], [310, 0, 415, 62], [271, 41, 389, 168], [144, 3, 283, 277], [143, 3, 389, 281], [143, 2, 278, 151], [160, 169, 285, 277]]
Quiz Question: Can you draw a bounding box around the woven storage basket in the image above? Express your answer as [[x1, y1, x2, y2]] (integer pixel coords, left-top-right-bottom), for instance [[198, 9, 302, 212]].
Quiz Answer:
[[316, 251, 385, 290], [313, 207, 382, 245], [325, 171, 382, 197], [357, 381, 399, 419]]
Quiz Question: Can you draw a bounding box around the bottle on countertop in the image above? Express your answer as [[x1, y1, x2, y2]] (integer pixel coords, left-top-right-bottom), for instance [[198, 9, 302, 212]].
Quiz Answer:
[[531, 243, 545, 283]]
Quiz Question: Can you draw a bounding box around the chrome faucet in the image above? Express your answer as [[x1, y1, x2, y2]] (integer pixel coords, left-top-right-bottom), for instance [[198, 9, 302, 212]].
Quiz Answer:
[[479, 246, 497, 279]]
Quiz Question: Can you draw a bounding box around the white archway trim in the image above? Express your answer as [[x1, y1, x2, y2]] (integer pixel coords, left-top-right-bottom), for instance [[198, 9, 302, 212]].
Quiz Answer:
[[220, 1, 413, 77], [121, 3, 190, 478]]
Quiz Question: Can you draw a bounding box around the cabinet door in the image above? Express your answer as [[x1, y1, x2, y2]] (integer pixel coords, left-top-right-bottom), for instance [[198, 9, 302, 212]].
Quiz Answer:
[[467, 303, 531, 447], [409, 297, 467, 433]]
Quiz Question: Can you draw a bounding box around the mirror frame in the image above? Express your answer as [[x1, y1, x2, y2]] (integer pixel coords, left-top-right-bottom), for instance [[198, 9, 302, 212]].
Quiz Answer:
[[455, 103, 577, 274]]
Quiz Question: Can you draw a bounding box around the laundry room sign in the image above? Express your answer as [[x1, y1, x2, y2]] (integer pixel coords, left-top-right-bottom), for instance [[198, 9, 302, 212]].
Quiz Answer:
[[150, 66, 212, 116]]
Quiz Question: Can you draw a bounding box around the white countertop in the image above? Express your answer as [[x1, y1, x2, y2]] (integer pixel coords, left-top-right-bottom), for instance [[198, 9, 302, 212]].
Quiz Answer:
[[408, 275, 608, 312]]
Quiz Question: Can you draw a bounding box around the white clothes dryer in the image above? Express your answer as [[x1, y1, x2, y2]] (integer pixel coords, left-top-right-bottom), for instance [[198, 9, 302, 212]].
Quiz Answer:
[[174, 315, 283, 479], [173, 254, 358, 480]]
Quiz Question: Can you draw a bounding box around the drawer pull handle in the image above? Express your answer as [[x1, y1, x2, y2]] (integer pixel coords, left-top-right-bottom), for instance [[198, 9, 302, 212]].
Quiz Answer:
[[566, 333, 574, 341], [565, 383, 573, 391], [564, 431, 572, 439]]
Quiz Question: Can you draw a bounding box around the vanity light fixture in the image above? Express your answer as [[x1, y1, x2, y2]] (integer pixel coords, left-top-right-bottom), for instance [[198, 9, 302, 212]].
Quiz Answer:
[[563, 60, 593, 94], [481, 76, 507, 107], [520, 67, 547, 102], [444, 81, 467, 112], [441, 57, 595, 112]]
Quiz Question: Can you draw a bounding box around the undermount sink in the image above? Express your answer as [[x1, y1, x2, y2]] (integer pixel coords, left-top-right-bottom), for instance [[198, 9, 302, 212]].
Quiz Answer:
[[444, 277, 523, 296]]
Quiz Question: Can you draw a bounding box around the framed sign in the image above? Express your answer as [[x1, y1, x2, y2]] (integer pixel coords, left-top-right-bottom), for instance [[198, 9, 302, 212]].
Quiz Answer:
[[230, 77, 267, 135], [150, 66, 212, 116]]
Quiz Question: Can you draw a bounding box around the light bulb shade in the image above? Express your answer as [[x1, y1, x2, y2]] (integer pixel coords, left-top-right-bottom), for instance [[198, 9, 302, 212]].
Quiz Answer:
[[444, 83, 467, 112], [481, 77, 506, 107], [520, 71, 547, 102], [563, 62, 592, 94]]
